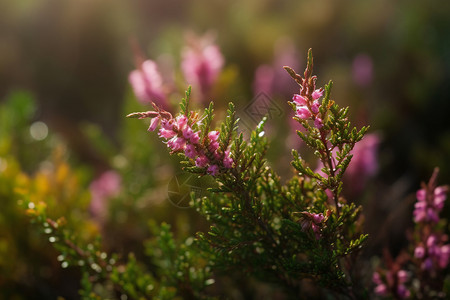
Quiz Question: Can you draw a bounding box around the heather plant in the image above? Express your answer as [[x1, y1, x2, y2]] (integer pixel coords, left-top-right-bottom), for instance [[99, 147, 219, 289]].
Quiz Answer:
[[125, 49, 369, 298], [16, 49, 443, 299], [373, 168, 450, 299]]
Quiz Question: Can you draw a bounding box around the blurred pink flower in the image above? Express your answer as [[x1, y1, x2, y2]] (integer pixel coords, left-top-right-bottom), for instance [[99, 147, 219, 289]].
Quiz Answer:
[[129, 60, 168, 108], [352, 53, 374, 87], [413, 184, 448, 224], [181, 33, 224, 101], [372, 270, 410, 299], [345, 133, 380, 192], [89, 170, 122, 221]]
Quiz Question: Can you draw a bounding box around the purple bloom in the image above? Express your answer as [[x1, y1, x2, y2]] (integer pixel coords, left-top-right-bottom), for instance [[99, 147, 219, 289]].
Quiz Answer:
[[185, 144, 197, 159], [195, 155, 209, 168], [296, 107, 312, 119], [223, 150, 233, 169], [396, 284, 410, 299], [292, 94, 307, 106], [207, 164, 219, 176]]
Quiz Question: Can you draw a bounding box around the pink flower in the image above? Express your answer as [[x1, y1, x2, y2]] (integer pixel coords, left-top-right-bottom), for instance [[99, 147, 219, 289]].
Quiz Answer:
[[208, 141, 220, 153], [314, 117, 323, 129], [148, 116, 160, 132], [223, 150, 233, 169], [396, 285, 410, 299], [159, 128, 177, 139], [176, 115, 188, 130], [167, 137, 186, 152], [207, 164, 219, 176], [311, 101, 320, 114], [416, 189, 426, 202], [190, 131, 201, 144], [414, 246, 425, 258], [161, 119, 174, 130], [311, 88, 323, 100], [185, 144, 197, 159], [253, 65, 275, 95], [296, 107, 312, 119], [434, 186, 448, 210], [182, 126, 194, 140], [181, 37, 224, 100], [89, 170, 122, 221], [299, 212, 325, 239], [208, 131, 220, 142], [374, 284, 388, 296], [292, 94, 307, 106], [438, 245, 450, 268], [129, 60, 167, 107]]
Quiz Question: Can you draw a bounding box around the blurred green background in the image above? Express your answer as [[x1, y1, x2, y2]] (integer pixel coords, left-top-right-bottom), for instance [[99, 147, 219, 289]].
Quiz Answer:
[[1, 0, 450, 298]]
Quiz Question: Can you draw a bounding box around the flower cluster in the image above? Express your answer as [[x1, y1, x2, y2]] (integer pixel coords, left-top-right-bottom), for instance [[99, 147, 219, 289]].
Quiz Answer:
[[373, 269, 410, 299], [373, 169, 450, 299], [415, 235, 450, 271], [292, 85, 324, 129], [128, 106, 233, 177], [413, 184, 447, 223], [129, 33, 225, 110], [413, 173, 450, 272]]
